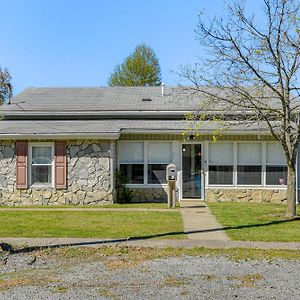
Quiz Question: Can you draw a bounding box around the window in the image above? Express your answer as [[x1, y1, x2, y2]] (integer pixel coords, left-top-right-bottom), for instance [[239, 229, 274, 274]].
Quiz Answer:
[[266, 166, 287, 185], [266, 143, 287, 185], [208, 143, 233, 185], [148, 164, 168, 184], [147, 142, 172, 184], [207, 141, 287, 188], [118, 142, 144, 184], [30, 145, 54, 186], [237, 143, 262, 185], [120, 164, 144, 184], [237, 165, 262, 185], [209, 165, 233, 185], [118, 142, 172, 185]]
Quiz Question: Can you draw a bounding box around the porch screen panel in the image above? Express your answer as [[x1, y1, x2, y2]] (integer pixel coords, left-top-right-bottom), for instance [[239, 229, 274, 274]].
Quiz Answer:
[[238, 143, 261, 164], [148, 142, 172, 184], [118, 142, 144, 163], [119, 142, 144, 184], [237, 143, 262, 185], [148, 142, 172, 163], [266, 143, 286, 165], [208, 143, 233, 185], [266, 142, 287, 185]]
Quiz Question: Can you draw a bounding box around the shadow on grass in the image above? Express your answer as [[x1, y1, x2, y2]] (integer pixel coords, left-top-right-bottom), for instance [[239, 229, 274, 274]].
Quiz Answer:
[[1, 216, 299, 254]]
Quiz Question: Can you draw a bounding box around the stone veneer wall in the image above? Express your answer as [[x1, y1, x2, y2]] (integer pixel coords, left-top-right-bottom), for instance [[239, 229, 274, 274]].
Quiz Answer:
[[0, 140, 113, 206], [130, 188, 168, 203], [206, 188, 287, 204]]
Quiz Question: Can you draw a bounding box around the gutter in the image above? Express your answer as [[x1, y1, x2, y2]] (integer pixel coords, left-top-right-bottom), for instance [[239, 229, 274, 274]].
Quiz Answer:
[[120, 128, 273, 135], [0, 110, 265, 120], [0, 133, 120, 140]]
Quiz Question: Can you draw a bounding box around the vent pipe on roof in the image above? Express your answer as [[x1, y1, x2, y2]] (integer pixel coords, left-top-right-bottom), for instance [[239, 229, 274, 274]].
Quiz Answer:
[[161, 82, 165, 97]]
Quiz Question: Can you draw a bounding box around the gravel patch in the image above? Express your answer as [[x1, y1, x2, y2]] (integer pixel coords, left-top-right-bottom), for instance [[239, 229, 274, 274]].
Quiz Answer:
[[0, 252, 299, 299]]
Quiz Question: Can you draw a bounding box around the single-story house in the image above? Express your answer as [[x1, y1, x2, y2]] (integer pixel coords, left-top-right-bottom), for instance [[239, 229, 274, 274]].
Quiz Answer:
[[0, 86, 298, 205]]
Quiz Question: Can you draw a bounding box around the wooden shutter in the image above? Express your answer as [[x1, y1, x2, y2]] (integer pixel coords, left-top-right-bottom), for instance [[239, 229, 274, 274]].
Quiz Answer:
[[55, 142, 67, 189], [16, 141, 28, 189]]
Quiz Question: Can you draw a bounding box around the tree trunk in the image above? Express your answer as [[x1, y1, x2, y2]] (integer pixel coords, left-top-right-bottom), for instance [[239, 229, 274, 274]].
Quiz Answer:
[[286, 164, 297, 218]]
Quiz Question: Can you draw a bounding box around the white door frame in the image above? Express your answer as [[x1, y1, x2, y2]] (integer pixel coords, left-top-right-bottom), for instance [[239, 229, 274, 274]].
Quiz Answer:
[[179, 142, 205, 200]]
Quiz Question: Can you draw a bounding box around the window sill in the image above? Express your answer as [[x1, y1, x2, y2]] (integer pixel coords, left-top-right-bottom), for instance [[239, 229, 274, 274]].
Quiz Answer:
[[30, 184, 54, 190], [125, 184, 168, 189], [206, 185, 287, 189]]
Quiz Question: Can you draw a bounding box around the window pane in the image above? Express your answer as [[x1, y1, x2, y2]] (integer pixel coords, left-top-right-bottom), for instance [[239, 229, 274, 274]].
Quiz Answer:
[[148, 142, 172, 163], [266, 166, 287, 185], [32, 146, 52, 164], [32, 165, 51, 184], [266, 143, 286, 165], [148, 164, 168, 184], [237, 165, 262, 185], [209, 143, 233, 164], [118, 143, 144, 163], [238, 143, 261, 164], [120, 164, 144, 184], [209, 165, 233, 185]]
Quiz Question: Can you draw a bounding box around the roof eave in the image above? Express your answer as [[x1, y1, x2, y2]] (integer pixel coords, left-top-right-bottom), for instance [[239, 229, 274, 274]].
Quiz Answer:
[[0, 133, 120, 140]]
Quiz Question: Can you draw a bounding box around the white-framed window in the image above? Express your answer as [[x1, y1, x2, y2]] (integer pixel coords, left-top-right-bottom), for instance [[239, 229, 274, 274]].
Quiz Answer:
[[265, 142, 287, 186], [208, 142, 234, 185], [29, 143, 54, 187], [147, 142, 172, 184], [119, 142, 144, 184], [207, 141, 287, 187], [237, 142, 262, 185], [118, 141, 173, 185]]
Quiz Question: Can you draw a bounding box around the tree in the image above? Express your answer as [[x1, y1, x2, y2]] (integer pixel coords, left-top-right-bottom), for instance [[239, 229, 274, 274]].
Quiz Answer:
[[108, 44, 161, 86], [180, 0, 300, 217], [0, 66, 13, 104]]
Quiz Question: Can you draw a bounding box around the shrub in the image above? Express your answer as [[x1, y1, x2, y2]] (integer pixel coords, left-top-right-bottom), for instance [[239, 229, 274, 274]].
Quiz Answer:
[[115, 170, 132, 203]]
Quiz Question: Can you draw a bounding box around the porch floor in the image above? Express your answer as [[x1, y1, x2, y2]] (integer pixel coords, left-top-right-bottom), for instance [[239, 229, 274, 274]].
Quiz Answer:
[[180, 200, 229, 241]]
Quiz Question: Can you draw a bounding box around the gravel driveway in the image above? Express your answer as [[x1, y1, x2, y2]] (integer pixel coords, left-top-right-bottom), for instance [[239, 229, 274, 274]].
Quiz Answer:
[[0, 248, 299, 299]]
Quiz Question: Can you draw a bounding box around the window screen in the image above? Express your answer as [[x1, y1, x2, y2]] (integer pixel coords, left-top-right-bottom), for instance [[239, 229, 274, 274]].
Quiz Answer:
[[118, 142, 144, 163], [209, 143, 233, 164], [238, 143, 261, 164], [148, 142, 172, 163], [266, 143, 286, 165]]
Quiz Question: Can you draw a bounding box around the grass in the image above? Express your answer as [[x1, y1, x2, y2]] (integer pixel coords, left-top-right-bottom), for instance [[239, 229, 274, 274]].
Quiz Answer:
[[0, 210, 183, 239], [207, 202, 300, 242], [44, 246, 300, 263], [0, 202, 179, 209]]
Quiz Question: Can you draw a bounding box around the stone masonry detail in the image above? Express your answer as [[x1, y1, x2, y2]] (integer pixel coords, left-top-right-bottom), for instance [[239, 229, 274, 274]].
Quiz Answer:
[[0, 140, 113, 205], [206, 189, 287, 204]]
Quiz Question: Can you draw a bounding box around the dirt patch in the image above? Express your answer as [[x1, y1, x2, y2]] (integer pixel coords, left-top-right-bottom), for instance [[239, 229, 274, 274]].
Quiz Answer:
[[226, 273, 264, 288]]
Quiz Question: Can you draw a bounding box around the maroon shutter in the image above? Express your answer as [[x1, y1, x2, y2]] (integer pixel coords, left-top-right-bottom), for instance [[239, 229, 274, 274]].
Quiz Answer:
[[55, 142, 67, 189], [16, 141, 28, 189]]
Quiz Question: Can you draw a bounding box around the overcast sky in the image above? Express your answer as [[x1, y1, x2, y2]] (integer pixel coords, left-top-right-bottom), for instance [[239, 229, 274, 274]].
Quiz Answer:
[[1, 0, 263, 95]]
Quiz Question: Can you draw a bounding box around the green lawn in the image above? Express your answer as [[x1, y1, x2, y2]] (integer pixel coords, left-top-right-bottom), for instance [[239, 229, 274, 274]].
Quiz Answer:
[[0, 203, 179, 209], [208, 202, 300, 242], [0, 211, 183, 239]]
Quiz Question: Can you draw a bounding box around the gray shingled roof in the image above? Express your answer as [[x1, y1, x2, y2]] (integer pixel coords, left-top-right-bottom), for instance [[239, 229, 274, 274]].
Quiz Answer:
[[0, 87, 202, 113], [0, 87, 287, 138], [0, 86, 291, 116]]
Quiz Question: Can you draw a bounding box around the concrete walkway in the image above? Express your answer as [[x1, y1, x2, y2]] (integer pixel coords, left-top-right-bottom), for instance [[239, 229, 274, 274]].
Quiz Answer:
[[180, 200, 229, 241]]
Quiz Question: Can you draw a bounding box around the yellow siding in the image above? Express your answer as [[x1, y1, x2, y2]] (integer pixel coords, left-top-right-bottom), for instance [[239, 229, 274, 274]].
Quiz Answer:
[[119, 134, 275, 141]]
